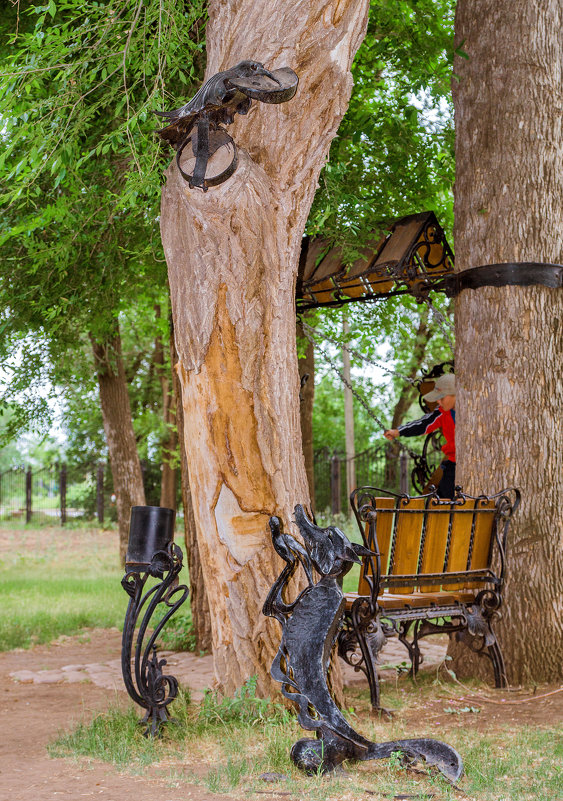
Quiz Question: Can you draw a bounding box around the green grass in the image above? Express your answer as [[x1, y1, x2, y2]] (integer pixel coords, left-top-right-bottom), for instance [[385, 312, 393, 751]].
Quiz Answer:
[[0, 574, 124, 650], [49, 703, 160, 769], [0, 525, 124, 650], [50, 677, 563, 800]]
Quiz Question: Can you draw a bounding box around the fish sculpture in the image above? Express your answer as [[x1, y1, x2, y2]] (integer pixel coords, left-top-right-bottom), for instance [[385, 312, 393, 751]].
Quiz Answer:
[[155, 60, 298, 190]]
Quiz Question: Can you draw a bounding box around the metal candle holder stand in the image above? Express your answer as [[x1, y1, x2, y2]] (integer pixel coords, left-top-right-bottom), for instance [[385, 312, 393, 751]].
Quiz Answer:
[[121, 505, 189, 737]]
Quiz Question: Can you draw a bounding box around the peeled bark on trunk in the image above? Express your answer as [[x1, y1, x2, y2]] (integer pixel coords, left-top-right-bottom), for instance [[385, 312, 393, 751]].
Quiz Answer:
[[297, 319, 315, 509], [162, 0, 369, 696], [91, 332, 146, 563], [171, 330, 212, 652], [450, 0, 563, 683]]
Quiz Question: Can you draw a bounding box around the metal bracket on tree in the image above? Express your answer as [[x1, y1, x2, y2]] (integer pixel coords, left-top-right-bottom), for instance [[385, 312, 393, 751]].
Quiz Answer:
[[441, 262, 563, 296], [155, 61, 299, 191]]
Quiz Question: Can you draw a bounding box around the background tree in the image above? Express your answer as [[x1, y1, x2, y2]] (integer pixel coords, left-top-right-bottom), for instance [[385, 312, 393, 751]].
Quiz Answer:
[[0, 0, 206, 559], [452, 0, 563, 682]]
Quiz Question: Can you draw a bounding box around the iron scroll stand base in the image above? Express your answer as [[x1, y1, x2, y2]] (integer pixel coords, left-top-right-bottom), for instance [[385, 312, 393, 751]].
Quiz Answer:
[[121, 506, 189, 737], [263, 506, 463, 784]]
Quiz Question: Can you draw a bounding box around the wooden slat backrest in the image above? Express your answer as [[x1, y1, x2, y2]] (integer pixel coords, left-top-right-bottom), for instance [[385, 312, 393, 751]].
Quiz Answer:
[[418, 506, 452, 592], [442, 501, 478, 590], [357, 497, 395, 597], [465, 500, 496, 588], [388, 498, 426, 594], [355, 494, 501, 598]]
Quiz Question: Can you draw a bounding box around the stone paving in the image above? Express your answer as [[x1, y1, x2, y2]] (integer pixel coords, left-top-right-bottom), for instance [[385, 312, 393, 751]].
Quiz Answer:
[[9, 636, 448, 696]]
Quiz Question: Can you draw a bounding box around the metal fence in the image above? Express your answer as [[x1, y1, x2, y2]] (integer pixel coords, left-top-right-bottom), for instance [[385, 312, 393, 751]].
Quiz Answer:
[[313, 441, 441, 515], [0, 463, 112, 524]]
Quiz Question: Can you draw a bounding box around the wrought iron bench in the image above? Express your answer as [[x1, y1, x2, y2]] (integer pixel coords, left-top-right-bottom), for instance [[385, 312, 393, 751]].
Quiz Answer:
[[338, 485, 520, 712]]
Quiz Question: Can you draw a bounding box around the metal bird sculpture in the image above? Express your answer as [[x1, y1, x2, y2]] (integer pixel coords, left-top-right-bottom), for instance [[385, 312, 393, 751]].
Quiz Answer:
[[263, 504, 464, 783], [155, 60, 298, 191]]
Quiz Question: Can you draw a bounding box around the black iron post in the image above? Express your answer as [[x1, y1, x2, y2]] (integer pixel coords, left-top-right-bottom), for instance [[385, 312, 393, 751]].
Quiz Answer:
[[121, 505, 188, 737], [25, 466, 32, 523], [59, 464, 67, 525], [96, 463, 104, 524]]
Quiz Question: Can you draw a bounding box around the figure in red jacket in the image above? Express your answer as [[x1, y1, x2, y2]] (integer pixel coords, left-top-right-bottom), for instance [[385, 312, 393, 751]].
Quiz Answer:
[[384, 373, 456, 498]]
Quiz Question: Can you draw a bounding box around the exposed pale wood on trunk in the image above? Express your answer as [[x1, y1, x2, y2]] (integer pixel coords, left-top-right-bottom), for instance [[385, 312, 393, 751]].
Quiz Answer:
[[451, 0, 563, 682], [171, 329, 212, 652], [162, 0, 369, 695], [91, 332, 146, 564]]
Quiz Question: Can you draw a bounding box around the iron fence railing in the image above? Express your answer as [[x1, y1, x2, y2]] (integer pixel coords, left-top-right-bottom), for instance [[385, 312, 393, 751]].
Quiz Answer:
[[313, 440, 443, 516], [0, 463, 114, 524], [0, 461, 185, 524]]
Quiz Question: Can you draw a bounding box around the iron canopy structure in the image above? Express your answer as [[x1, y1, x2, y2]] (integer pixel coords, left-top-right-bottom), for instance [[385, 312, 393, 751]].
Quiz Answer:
[[296, 210, 454, 311]]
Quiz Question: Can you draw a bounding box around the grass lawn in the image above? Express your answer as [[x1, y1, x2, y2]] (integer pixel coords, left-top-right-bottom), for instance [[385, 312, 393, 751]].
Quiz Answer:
[[50, 675, 563, 801], [0, 523, 125, 650]]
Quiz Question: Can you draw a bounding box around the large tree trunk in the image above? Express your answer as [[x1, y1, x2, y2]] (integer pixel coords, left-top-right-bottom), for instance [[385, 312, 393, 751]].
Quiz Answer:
[[162, 0, 369, 696], [451, 0, 563, 683], [297, 319, 315, 509], [91, 332, 146, 564], [171, 328, 212, 652]]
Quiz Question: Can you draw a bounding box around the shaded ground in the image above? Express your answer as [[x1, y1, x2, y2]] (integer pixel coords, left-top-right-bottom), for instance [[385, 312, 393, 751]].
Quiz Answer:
[[1, 630, 251, 801], [2, 524, 563, 799], [3, 628, 563, 801]]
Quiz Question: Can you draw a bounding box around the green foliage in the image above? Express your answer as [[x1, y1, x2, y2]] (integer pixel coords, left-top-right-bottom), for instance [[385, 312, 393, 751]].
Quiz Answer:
[[0, 1, 206, 439], [309, 295, 454, 455], [309, 0, 455, 248], [155, 606, 197, 652], [198, 675, 291, 728]]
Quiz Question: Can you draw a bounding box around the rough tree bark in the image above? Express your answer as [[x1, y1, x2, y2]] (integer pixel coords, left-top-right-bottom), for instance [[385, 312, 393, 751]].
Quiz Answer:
[[171, 329, 212, 652], [297, 319, 315, 509], [161, 0, 369, 695], [450, 0, 563, 683], [91, 331, 146, 563]]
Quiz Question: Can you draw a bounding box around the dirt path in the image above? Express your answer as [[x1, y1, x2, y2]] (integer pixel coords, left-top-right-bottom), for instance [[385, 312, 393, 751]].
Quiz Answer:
[[0, 630, 237, 801], [0, 626, 448, 801], [4, 627, 562, 801]]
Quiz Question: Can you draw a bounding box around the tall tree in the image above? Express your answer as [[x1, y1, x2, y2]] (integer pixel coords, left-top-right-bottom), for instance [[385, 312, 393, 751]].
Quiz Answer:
[[0, 1, 206, 556], [452, 0, 563, 682], [162, 0, 370, 696]]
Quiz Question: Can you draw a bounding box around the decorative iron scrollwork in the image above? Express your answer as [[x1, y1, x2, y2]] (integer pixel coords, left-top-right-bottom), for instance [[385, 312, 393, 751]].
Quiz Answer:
[[121, 507, 189, 737], [263, 506, 464, 783], [156, 61, 298, 191]]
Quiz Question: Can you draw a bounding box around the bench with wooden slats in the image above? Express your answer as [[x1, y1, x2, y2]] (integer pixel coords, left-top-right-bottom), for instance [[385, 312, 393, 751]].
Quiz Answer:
[[337, 485, 520, 712]]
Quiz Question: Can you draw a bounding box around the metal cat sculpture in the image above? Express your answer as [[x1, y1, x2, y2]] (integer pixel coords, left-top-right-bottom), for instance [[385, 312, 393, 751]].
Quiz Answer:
[[155, 60, 298, 191], [263, 505, 463, 783]]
